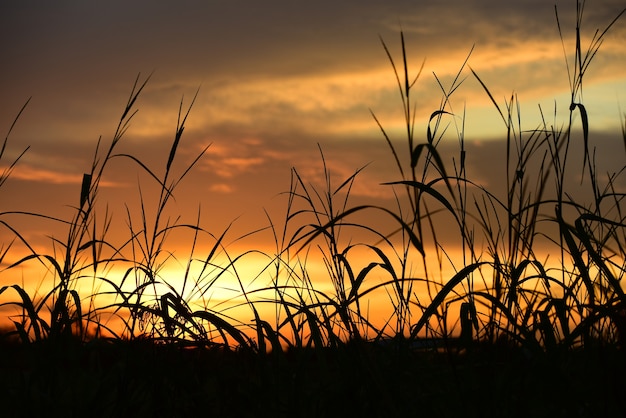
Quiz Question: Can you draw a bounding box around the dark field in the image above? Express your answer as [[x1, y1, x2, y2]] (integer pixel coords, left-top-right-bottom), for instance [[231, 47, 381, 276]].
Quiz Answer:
[[0, 338, 624, 417]]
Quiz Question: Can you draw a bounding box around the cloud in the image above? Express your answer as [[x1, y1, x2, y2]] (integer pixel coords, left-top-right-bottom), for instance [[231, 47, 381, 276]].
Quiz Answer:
[[209, 183, 234, 194], [4, 0, 625, 147], [6, 165, 81, 184], [0, 164, 118, 187], [200, 139, 268, 179]]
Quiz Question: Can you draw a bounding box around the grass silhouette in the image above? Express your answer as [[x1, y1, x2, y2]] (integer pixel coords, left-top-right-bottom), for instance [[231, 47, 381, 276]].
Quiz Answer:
[[1, 1, 626, 416]]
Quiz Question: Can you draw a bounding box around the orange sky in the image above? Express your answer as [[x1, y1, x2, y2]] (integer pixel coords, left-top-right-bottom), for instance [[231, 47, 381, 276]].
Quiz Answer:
[[1, 1, 626, 336]]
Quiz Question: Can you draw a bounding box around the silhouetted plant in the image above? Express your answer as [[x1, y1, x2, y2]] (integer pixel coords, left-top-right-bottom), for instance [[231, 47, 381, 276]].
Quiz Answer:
[[0, 1, 624, 358]]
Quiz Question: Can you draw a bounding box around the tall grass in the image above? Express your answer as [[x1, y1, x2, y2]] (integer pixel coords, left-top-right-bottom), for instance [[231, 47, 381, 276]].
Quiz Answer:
[[0, 1, 625, 359]]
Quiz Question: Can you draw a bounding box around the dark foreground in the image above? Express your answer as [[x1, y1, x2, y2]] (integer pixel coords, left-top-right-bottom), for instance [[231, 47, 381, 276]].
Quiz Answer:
[[0, 338, 624, 418]]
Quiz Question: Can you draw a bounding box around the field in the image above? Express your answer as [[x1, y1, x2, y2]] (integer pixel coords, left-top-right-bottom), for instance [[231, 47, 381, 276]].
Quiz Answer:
[[0, 338, 624, 417], [1, 3, 625, 416]]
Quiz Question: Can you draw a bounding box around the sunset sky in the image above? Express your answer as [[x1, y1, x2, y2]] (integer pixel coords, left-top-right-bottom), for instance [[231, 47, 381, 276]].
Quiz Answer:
[[1, 1, 626, 324]]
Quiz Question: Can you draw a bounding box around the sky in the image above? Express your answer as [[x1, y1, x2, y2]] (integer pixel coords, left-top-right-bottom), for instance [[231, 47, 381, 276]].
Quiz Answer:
[[1, 1, 626, 327]]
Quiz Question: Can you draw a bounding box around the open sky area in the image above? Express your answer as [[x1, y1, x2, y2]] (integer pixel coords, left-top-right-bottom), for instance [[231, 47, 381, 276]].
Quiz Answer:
[[1, 1, 626, 329]]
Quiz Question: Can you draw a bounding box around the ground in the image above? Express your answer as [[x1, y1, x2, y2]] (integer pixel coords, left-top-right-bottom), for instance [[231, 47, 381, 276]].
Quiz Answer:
[[0, 338, 624, 417]]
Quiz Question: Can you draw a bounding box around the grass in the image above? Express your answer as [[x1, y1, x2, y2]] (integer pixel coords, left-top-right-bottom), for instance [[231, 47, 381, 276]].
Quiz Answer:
[[1, 1, 626, 416]]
